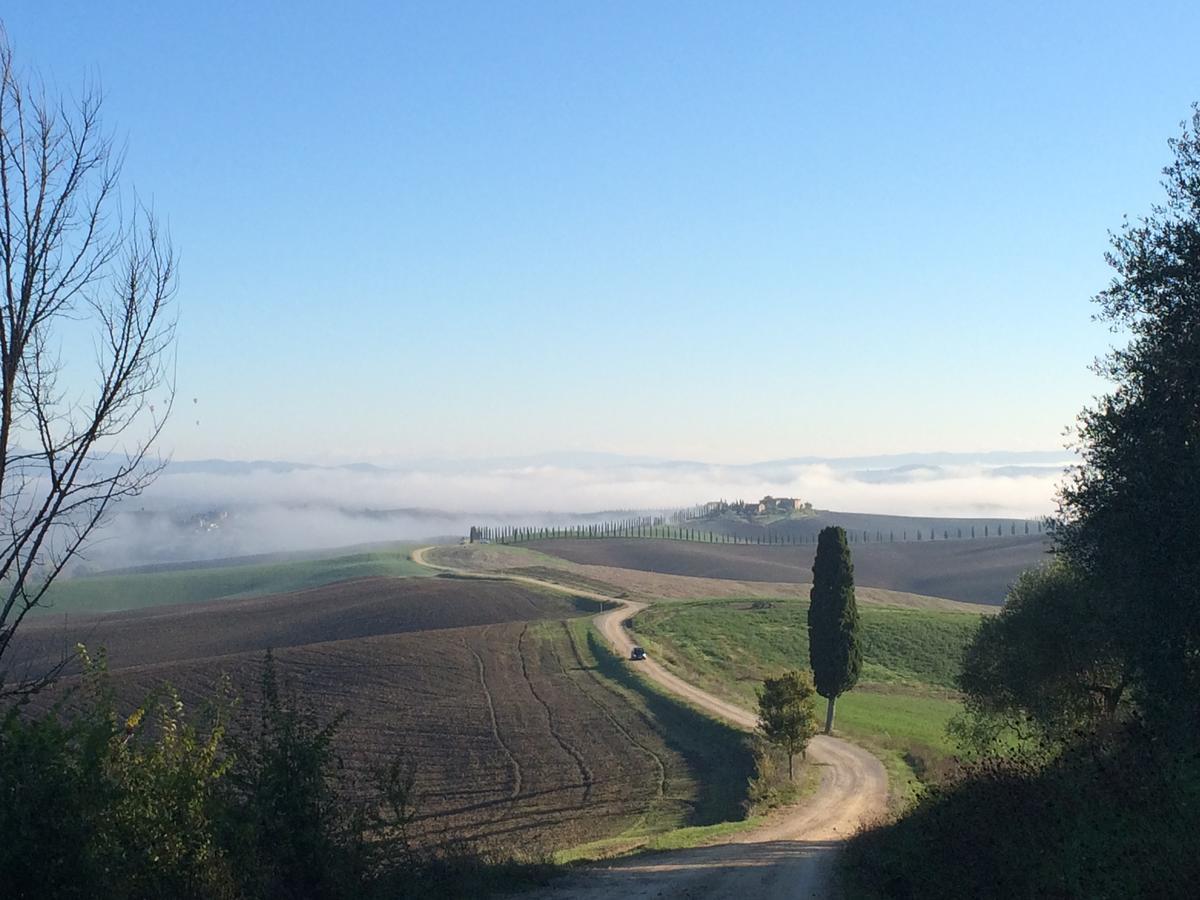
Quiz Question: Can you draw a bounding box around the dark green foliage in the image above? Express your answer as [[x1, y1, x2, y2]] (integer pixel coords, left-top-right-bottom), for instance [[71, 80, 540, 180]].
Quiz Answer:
[[1054, 106, 1200, 741], [0, 648, 236, 900], [220, 650, 367, 899], [808, 526, 862, 731], [756, 670, 818, 780], [846, 107, 1200, 900], [843, 727, 1200, 899], [956, 562, 1129, 751]]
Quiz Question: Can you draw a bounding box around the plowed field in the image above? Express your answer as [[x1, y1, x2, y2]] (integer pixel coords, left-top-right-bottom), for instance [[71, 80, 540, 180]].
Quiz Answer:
[[525, 536, 1048, 604], [13, 576, 752, 855], [11, 575, 592, 673]]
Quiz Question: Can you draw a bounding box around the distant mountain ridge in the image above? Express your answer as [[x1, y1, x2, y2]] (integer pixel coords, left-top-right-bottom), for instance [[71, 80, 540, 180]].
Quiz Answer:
[[161, 450, 1073, 477]]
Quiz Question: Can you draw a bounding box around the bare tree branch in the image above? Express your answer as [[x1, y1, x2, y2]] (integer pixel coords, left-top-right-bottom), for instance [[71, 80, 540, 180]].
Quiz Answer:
[[0, 30, 176, 694]]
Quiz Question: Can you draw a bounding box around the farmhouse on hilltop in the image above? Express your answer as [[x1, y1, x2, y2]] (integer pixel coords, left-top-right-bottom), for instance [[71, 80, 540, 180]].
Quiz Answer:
[[757, 495, 805, 513], [704, 496, 812, 517]]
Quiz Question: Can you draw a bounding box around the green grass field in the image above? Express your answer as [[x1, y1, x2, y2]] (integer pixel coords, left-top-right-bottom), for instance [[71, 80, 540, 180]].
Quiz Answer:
[[31, 546, 432, 617], [631, 597, 985, 805]]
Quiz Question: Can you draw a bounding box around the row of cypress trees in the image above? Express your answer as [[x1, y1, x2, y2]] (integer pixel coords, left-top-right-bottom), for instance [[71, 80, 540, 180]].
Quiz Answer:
[[469, 519, 1040, 545]]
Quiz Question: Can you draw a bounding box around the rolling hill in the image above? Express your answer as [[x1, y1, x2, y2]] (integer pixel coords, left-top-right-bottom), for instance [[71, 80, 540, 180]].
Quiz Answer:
[[13, 575, 755, 857], [524, 536, 1048, 604]]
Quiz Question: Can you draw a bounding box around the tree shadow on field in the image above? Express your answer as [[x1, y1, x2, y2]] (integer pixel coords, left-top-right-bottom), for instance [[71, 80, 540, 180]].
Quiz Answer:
[[585, 631, 756, 826]]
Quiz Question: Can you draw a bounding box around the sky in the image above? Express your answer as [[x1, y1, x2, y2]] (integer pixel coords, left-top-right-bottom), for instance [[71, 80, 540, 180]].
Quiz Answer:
[[5, 2, 1200, 466]]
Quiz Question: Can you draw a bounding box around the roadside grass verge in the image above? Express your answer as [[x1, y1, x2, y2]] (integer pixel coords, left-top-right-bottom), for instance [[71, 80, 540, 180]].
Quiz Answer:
[[631, 597, 981, 806], [34, 546, 431, 616]]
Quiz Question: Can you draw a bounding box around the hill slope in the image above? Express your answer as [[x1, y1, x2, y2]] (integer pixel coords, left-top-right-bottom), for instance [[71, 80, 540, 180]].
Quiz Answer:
[[14, 576, 755, 857], [526, 536, 1048, 605]]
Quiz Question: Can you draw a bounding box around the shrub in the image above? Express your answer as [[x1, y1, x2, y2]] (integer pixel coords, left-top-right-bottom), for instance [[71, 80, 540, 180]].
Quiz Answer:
[[0, 647, 236, 900]]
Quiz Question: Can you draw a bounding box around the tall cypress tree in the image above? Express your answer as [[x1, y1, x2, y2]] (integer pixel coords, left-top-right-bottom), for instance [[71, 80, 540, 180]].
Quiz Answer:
[[808, 526, 862, 733]]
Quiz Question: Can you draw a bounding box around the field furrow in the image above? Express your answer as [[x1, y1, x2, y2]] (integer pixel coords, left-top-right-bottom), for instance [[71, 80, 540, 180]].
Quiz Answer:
[[518, 624, 596, 804], [464, 627, 525, 801]]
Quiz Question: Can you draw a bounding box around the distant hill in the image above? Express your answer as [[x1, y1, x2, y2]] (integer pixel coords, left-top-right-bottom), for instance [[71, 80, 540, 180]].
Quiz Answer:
[[526, 535, 1050, 605], [684, 508, 1045, 544]]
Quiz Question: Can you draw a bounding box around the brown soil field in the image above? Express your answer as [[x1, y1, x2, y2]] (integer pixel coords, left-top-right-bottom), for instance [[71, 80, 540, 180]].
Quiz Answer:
[[98, 622, 728, 854], [10, 575, 590, 674], [521, 536, 1050, 605], [425, 544, 991, 614], [13, 576, 750, 855]]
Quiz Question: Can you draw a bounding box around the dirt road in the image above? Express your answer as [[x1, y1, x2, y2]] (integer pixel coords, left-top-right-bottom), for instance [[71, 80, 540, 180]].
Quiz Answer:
[[411, 546, 887, 898]]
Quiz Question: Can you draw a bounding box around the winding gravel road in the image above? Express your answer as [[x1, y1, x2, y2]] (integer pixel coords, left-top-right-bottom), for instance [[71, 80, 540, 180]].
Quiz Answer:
[[411, 546, 888, 898]]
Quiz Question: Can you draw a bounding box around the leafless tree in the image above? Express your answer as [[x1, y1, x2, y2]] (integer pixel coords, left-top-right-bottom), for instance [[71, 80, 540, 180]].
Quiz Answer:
[[0, 30, 176, 692]]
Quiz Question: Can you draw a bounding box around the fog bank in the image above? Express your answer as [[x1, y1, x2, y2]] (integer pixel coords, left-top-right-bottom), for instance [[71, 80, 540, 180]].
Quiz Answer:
[[71, 451, 1072, 572]]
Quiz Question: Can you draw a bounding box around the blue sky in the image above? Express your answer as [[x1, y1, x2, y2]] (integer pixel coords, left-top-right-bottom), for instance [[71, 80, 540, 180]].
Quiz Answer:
[[7, 2, 1199, 464]]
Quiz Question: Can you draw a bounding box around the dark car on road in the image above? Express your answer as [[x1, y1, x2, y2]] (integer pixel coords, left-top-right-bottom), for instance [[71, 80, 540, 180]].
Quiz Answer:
[[630, 646, 646, 661]]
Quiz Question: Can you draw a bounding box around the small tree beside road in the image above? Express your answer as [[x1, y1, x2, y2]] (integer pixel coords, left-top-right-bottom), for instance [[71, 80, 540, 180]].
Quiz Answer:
[[757, 669, 819, 780], [808, 526, 862, 733]]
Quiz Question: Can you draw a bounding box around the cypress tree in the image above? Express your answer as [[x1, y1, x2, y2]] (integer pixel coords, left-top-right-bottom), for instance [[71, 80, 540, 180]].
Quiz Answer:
[[808, 526, 862, 734]]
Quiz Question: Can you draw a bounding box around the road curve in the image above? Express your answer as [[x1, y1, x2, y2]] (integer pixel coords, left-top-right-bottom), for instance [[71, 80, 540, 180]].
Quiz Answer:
[[411, 546, 887, 898]]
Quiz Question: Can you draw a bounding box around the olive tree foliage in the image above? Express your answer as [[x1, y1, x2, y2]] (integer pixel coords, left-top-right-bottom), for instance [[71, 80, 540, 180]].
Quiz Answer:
[[757, 669, 819, 780], [807, 525, 861, 734], [953, 561, 1131, 754], [1052, 105, 1200, 741], [0, 32, 176, 689]]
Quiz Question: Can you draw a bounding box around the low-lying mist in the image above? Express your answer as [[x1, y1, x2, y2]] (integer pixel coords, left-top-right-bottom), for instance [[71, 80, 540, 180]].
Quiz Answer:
[[69, 452, 1072, 573]]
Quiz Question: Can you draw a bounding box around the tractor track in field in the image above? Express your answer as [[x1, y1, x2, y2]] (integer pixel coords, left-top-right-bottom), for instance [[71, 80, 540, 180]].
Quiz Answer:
[[464, 627, 524, 801], [517, 625, 595, 805]]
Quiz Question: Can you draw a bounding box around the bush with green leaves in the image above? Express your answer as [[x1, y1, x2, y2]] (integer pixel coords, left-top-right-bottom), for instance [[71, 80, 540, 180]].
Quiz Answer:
[[0, 647, 237, 900], [953, 561, 1130, 754]]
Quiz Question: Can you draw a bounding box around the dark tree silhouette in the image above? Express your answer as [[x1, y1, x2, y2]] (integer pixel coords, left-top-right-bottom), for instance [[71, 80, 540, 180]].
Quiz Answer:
[[808, 526, 861, 733], [1054, 105, 1200, 740]]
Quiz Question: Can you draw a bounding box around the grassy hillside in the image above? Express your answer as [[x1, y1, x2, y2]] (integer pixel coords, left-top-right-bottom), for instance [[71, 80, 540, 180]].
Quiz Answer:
[[631, 597, 984, 803], [30, 545, 432, 617]]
